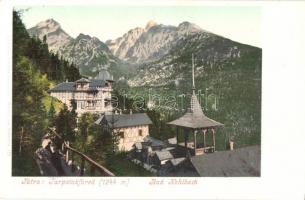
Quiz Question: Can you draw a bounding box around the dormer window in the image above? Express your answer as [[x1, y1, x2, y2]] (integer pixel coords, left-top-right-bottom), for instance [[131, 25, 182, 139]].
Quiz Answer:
[[75, 78, 91, 90]]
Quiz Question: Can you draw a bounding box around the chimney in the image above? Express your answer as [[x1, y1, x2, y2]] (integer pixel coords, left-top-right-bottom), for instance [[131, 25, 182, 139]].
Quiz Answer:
[[129, 109, 133, 115]]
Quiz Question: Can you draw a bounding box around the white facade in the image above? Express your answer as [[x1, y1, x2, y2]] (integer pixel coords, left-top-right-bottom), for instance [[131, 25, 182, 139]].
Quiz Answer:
[[95, 113, 153, 151], [115, 125, 150, 151], [49, 78, 113, 116]]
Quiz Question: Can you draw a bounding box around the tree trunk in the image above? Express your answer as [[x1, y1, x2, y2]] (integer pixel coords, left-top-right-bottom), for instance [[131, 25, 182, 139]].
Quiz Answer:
[[176, 127, 179, 146], [19, 126, 24, 155], [71, 151, 75, 172], [80, 157, 85, 176]]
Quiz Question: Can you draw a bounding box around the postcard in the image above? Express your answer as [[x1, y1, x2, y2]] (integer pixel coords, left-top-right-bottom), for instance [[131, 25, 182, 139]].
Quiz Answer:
[[1, 0, 305, 199]]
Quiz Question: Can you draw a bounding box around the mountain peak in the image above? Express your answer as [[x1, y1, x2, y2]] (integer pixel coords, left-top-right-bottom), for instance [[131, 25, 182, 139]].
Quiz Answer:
[[178, 21, 202, 33], [36, 18, 61, 28], [28, 18, 72, 52], [45, 18, 59, 24], [178, 21, 199, 28], [76, 33, 92, 40], [178, 21, 191, 26], [145, 20, 157, 30]]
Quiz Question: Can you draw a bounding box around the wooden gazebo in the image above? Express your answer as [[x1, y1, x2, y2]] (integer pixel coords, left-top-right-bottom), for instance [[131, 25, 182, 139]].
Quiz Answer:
[[167, 55, 224, 156]]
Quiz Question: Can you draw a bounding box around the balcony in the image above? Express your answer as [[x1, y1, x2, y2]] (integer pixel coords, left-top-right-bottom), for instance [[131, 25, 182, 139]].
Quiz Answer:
[[85, 107, 96, 110], [75, 96, 102, 100]]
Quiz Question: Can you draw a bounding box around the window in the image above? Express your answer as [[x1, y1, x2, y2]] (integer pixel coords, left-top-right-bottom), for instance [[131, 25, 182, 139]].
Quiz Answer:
[[119, 131, 124, 139], [138, 129, 143, 136]]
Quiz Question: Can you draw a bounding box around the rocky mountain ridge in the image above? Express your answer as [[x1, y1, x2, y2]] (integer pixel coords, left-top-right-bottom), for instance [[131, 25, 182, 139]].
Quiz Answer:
[[106, 27, 145, 60], [106, 20, 205, 63], [128, 32, 260, 87], [28, 19, 117, 77], [28, 19, 72, 52]]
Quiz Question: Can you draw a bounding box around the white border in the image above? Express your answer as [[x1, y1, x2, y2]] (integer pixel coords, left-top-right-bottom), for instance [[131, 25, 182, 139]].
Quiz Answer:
[[1, 1, 305, 200]]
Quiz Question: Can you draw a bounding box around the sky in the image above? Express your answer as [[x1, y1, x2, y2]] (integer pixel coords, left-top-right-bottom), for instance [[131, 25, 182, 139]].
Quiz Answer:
[[15, 6, 261, 47]]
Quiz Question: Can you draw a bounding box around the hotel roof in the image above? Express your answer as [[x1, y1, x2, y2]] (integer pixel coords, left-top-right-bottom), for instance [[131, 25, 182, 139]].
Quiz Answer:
[[48, 79, 107, 92], [95, 113, 153, 128]]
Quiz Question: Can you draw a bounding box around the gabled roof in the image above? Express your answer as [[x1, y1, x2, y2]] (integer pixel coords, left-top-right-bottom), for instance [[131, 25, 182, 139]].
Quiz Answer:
[[155, 150, 173, 161], [190, 145, 260, 177], [143, 136, 166, 147], [170, 157, 186, 166], [75, 78, 90, 83], [95, 113, 153, 128], [167, 93, 223, 129]]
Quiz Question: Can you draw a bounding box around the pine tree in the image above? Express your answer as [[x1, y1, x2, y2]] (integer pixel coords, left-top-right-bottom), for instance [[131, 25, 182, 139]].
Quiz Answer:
[[77, 113, 95, 152], [48, 99, 56, 125], [54, 105, 77, 143], [12, 10, 82, 175]]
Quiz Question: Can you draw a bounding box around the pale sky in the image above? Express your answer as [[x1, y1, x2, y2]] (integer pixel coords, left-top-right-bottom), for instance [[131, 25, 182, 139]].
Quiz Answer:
[[15, 6, 261, 47]]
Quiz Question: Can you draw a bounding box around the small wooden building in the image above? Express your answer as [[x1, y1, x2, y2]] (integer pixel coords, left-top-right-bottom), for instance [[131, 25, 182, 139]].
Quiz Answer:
[[95, 113, 153, 151], [155, 150, 174, 165], [167, 55, 224, 156]]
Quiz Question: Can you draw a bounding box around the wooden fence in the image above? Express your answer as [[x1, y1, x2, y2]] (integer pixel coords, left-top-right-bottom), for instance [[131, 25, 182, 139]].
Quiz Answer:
[[48, 128, 115, 176], [63, 142, 114, 176]]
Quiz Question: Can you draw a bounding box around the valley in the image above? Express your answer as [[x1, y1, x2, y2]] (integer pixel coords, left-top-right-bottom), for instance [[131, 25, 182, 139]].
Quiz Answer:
[[9, 12, 263, 177], [27, 18, 262, 151]]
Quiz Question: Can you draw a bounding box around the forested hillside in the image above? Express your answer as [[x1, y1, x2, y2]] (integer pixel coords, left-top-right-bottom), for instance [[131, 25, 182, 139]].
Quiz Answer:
[[12, 11, 81, 175], [125, 32, 262, 150], [13, 11, 145, 176]]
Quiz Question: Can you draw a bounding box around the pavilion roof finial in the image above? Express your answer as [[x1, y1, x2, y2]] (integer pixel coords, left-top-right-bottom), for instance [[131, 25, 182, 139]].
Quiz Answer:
[[192, 54, 195, 92]]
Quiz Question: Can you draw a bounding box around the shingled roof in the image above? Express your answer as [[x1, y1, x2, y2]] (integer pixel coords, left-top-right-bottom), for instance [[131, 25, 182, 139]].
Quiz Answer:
[[167, 93, 223, 129], [190, 145, 261, 177], [95, 113, 153, 128], [155, 150, 173, 161], [48, 79, 107, 92]]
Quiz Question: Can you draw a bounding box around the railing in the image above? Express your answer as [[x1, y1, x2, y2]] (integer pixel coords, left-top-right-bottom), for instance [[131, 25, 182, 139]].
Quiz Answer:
[[63, 142, 114, 176], [48, 128, 115, 176], [177, 142, 215, 155], [74, 96, 102, 100]]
